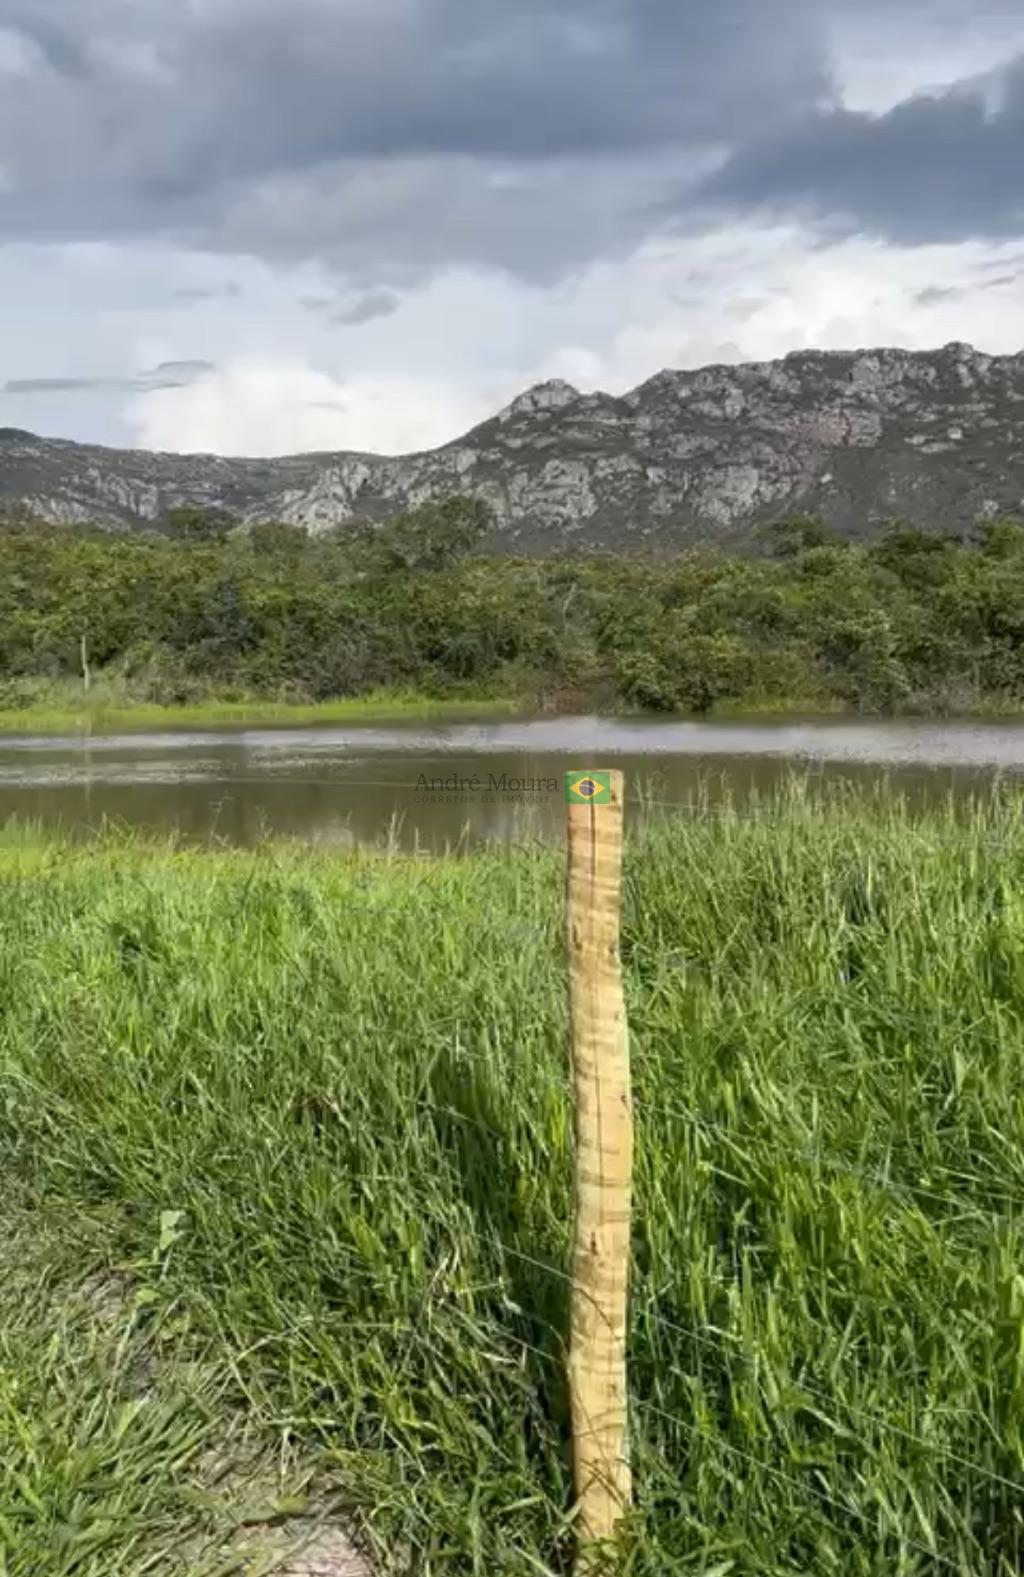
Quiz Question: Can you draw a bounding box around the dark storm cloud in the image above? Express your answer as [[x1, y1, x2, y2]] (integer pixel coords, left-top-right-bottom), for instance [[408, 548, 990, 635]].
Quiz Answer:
[[146, 360, 216, 377], [171, 283, 241, 302], [330, 291, 401, 327], [298, 289, 400, 325], [4, 377, 105, 393], [141, 360, 218, 388], [917, 271, 1024, 304], [3, 361, 216, 396], [0, 0, 831, 275], [699, 55, 1024, 243], [3, 0, 1023, 280], [2, 0, 829, 171]]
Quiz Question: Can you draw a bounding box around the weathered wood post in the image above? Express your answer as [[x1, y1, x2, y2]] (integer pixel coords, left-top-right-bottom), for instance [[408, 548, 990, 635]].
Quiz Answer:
[[564, 769, 632, 1567]]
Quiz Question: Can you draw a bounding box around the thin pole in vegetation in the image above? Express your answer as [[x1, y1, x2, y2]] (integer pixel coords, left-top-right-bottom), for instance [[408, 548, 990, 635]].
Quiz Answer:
[[564, 768, 632, 1565], [80, 633, 91, 693]]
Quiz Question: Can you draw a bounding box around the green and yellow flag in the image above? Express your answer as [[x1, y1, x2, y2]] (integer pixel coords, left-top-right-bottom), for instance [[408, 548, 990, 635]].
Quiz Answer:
[[564, 771, 612, 805]]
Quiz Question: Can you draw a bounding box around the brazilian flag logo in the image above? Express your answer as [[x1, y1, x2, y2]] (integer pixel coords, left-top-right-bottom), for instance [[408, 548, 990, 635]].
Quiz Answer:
[[564, 771, 612, 805]]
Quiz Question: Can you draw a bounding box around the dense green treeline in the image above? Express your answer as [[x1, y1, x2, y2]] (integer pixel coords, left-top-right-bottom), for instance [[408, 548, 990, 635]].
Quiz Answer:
[[4, 501, 1024, 714]]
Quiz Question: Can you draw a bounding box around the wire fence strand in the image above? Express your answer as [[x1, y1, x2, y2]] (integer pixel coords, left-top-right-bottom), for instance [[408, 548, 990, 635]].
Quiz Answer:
[[630, 1091, 1024, 1215], [635, 1398, 973, 1573]]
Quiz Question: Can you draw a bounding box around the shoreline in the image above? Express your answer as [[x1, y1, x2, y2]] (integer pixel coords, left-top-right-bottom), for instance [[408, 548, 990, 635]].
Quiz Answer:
[[4, 689, 1024, 736], [0, 690, 528, 736]]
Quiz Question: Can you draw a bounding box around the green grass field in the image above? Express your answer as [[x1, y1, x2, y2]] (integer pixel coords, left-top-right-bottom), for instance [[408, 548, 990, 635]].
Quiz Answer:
[[3, 670, 1023, 738], [0, 679, 525, 735], [2, 789, 1024, 1573]]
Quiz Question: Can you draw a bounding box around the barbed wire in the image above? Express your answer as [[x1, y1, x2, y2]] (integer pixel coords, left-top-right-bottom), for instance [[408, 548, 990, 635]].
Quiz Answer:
[[641, 1307, 1024, 1497], [11, 772, 1024, 863], [12, 761, 1024, 803], [417, 1062, 1023, 1221], [634, 1397, 974, 1572], [195, 1188, 1024, 1506], [20, 768, 1024, 812], [629, 1091, 1024, 1215], [8, 1066, 1022, 1515]]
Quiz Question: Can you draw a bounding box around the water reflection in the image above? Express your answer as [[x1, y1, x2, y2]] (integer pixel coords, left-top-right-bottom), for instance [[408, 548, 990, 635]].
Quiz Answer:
[[1, 715, 1023, 849]]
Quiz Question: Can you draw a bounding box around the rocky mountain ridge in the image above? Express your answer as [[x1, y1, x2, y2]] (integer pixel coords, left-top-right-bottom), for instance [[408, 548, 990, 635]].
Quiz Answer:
[[2, 341, 1023, 548]]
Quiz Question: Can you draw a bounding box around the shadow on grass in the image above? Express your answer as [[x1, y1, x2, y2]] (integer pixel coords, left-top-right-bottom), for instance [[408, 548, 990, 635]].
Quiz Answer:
[[424, 1045, 574, 1454]]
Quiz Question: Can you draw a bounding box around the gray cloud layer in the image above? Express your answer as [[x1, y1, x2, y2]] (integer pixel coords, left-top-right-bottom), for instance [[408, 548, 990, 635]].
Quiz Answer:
[[0, 0, 829, 276], [1, 0, 827, 171], [0, 0, 1021, 284], [700, 55, 1024, 243]]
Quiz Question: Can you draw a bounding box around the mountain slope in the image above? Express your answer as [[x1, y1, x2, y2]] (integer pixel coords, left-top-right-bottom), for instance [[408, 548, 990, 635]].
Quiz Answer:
[[2, 341, 1023, 548]]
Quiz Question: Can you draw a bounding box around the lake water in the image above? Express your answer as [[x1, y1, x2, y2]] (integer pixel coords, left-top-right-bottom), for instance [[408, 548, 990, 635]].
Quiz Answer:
[[2, 716, 1024, 849]]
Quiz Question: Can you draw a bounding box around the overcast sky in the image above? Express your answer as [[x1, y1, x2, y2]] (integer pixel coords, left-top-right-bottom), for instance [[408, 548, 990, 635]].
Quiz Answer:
[[0, 0, 1022, 456]]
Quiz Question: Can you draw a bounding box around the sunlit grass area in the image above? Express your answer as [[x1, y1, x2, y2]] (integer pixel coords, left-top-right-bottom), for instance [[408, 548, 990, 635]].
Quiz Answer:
[[2, 787, 1024, 1571]]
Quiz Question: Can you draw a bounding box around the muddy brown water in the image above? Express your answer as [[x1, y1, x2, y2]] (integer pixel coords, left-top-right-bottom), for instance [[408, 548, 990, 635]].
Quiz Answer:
[[2, 716, 1024, 850]]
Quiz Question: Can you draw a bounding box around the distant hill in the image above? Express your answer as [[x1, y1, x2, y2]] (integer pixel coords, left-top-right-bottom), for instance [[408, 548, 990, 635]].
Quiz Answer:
[[2, 341, 1023, 548]]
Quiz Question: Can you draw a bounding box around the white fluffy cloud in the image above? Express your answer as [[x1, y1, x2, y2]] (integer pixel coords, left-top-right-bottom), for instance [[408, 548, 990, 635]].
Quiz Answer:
[[108, 229, 1024, 457], [126, 359, 499, 455]]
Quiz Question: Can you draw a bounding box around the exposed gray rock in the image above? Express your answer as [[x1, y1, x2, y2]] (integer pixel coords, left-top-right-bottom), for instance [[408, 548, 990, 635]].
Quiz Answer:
[[2, 341, 1023, 550]]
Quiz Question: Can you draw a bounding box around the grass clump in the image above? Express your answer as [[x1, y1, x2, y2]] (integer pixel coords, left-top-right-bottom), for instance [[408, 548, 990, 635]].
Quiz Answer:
[[0, 677, 523, 734], [1, 788, 1024, 1571]]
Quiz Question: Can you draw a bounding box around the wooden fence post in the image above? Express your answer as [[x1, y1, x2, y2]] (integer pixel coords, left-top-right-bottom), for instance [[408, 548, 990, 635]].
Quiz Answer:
[[564, 769, 632, 1566]]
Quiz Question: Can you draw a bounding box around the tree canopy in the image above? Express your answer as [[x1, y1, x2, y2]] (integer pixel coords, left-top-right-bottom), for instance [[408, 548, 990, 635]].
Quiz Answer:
[[3, 502, 1024, 715]]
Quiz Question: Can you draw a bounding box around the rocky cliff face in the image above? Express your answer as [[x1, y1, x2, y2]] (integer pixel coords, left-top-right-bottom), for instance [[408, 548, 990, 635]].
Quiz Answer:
[[2, 341, 1023, 548]]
